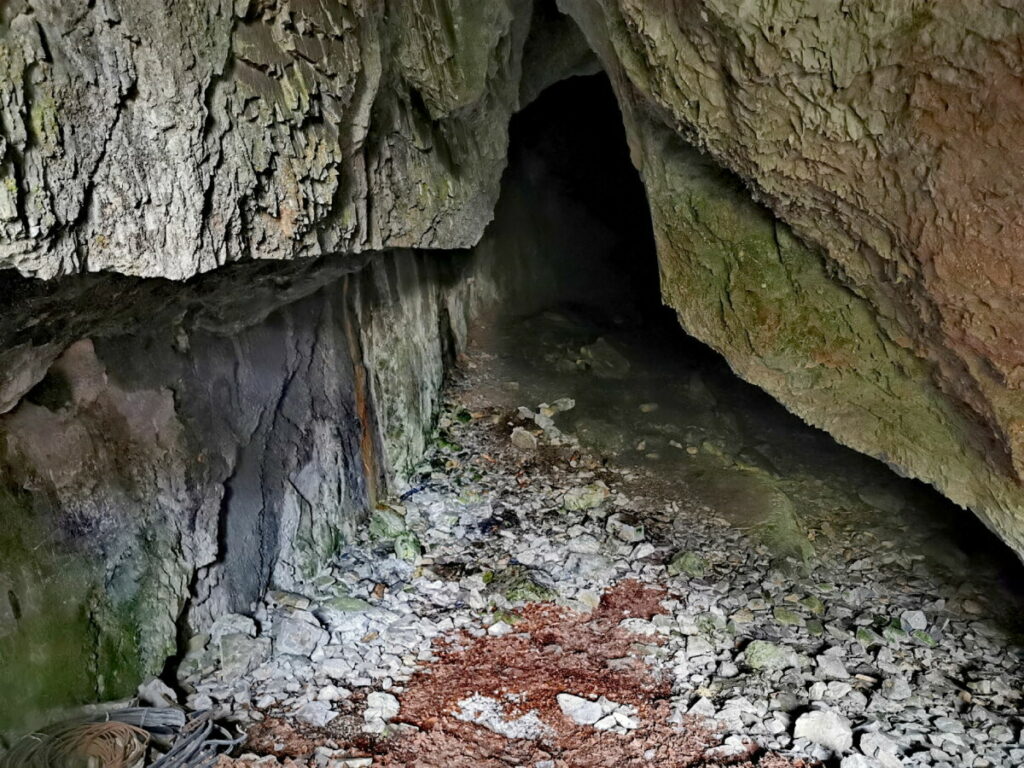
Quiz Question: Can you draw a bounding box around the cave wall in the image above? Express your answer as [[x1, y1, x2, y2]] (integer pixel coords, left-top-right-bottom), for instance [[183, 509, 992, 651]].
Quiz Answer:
[[0, 249, 492, 731], [556, 0, 1024, 556], [0, 0, 532, 279]]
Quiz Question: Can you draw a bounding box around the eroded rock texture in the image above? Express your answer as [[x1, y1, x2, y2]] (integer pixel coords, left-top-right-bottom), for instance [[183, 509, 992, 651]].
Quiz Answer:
[[0, 0, 530, 278], [559, 0, 1024, 556]]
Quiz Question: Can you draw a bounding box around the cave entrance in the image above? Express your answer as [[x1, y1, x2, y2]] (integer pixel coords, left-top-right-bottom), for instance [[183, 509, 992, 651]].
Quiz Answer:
[[468, 71, 1024, 614]]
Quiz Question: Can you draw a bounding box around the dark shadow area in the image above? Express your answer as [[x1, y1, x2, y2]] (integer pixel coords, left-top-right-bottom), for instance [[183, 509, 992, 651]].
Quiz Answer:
[[468, 73, 665, 322]]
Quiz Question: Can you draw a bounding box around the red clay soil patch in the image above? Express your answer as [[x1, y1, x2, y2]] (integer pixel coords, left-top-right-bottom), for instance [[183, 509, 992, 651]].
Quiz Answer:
[[396, 580, 670, 731], [241, 714, 375, 760], [593, 577, 668, 622], [376, 579, 805, 767]]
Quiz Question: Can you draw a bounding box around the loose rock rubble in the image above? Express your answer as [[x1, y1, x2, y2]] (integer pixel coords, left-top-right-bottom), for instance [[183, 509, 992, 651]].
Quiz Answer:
[[186, 313, 1024, 767]]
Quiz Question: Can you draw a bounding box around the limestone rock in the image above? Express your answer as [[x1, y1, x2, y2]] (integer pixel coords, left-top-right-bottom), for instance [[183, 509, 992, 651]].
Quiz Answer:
[[794, 710, 854, 754], [744, 640, 798, 671], [563, 481, 610, 511], [561, 0, 1024, 561], [273, 613, 329, 658], [606, 513, 645, 543], [370, 509, 407, 541], [221, 634, 272, 678], [556, 693, 603, 725], [210, 614, 258, 645], [296, 701, 338, 728], [0, 0, 532, 280], [365, 692, 401, 723], [667, 551, 706, 578], [511, 426, 539, 452], [393, 532, 422, 563], [6, 0, 1024, 732], [137, 678, 178, 708]]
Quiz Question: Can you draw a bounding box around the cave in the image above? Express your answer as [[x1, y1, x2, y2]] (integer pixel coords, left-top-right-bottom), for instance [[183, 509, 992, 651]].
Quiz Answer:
[[2, 3, 1024, 767]]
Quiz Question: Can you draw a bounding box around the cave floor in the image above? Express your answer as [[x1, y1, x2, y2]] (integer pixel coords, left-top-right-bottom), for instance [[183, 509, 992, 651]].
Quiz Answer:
[[197, 306, 1024, 768]]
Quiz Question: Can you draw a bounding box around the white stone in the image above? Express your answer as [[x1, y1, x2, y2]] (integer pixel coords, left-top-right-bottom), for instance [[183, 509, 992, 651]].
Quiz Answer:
[[511, 427, 538, 451], [606, 513, 645, 543], [840, 756, 881, 768], [901, 610, 928, 631], [454, 695, 550, 739], [318, 684, 348, 702], [613, 710, 640, 729], [273, 614, 328, 658], [318, 657, 352, 679], [794, 710, 854, 753], [568, 534, 602, 554], [687, 697, 717, 718], [209, 613, 257, 644], [557, 693, 603, 725], [817, 654, 849, 680], [364, 691, 400, 722], [860, 732, 901, 761], [487, 620, 513, 637], [137, 677, 178, 707], [295, 700, 337, 727]]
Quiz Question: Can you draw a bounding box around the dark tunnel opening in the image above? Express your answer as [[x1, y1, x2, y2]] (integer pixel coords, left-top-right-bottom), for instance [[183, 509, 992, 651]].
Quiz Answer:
[[477, 71, 1024, 619]]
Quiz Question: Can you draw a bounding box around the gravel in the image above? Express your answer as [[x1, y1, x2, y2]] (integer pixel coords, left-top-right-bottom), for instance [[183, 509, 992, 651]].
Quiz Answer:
[[183, 357, 1024, 768]]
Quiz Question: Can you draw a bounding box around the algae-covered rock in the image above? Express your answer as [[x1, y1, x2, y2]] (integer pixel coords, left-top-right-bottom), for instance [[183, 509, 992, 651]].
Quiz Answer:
[[561, 0, 1024, 562], [800, 596, 826, 616], [667, 551, 706, 579], [370, 508, 408, 540], [0, 487, 141, 733], [394, 532, 423, 562], [563, 481, 610, 511], [490, 565, 557, 603], [744, 640, 798, 671], [323, 596, 374, 613], [856, 628, 885, 648], [773, 607, 804, 627], [911, 629, 938, 648]]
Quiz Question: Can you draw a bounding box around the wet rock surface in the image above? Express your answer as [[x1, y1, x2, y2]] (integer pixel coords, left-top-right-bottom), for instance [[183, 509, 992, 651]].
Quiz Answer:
[[187, 309, 1024, 767]]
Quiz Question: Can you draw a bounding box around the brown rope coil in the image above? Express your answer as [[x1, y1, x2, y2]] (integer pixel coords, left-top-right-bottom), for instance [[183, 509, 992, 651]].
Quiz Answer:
[[0, 720, 149, 768]]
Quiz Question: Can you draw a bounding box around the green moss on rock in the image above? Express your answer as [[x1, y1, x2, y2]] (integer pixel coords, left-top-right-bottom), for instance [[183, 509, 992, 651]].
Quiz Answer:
[[0, 486, 141, 735]]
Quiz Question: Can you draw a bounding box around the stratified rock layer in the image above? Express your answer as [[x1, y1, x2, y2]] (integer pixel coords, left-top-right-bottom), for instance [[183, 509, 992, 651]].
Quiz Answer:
[[0, 0, 530, 278]]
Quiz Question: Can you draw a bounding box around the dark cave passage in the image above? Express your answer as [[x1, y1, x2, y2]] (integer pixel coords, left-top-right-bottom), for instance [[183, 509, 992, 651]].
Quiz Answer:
[[477, 72, 1024, 620]]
